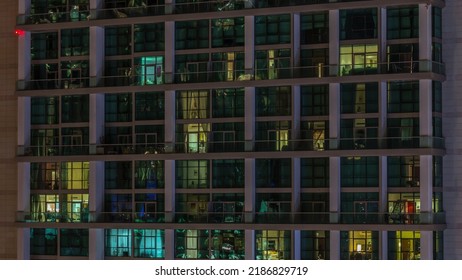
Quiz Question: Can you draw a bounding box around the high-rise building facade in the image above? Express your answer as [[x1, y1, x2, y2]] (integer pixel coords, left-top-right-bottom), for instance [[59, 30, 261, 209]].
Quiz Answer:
[[8, 0, 461, 260]]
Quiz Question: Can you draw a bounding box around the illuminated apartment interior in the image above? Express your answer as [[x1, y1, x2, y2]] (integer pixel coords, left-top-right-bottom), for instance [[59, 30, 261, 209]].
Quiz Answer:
[[13, 0, 454, 260]]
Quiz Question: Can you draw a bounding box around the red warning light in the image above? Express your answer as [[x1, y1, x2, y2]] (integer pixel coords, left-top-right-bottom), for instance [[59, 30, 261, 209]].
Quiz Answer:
[[15, 29, 25, 36]]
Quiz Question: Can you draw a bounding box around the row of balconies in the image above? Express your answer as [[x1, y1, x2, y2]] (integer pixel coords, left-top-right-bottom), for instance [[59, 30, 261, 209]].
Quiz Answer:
[[17, 0, 379, 25], [17, 61, 445, 91], [17, 136, 445, 157], [16, 211, 446, 225]]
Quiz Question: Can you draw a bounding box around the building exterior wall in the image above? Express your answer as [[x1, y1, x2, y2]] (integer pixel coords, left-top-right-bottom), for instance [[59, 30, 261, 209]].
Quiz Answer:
[[0, 0, 19, 260], [442, 0, 462, 260], [9, 0, 453, 260]]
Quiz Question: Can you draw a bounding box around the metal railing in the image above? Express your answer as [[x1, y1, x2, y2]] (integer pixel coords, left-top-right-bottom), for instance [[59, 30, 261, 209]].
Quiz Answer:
[[17, 1, 377, 24], [17, 60, 445, 91], [17, 136, 445, 157], [16, 211, 446, 225]]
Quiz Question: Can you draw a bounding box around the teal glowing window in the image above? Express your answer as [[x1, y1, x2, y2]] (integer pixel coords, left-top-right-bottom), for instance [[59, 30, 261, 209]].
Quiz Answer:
[[134, 56, 164, 85], [134, 229, 165, 259], [105, 229, 132, 257]]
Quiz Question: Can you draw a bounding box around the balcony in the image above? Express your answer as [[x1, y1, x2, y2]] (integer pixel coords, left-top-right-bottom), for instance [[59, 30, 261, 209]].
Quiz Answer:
[[17, 1, 377, 25], [16, 136, 445, 157], [16, 60, 445, 91], [16, 211, 446, 225]]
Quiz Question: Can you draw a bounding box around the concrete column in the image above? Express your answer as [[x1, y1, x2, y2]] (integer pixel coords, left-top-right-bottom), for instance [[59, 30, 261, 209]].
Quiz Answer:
[[245, 16, 255, 74], [17, 29, 30, 90], [329, 83, 340, 149], [89, 94, 104, 148], [293, 13, 300, 68], [419, 4, 432, 71], [164, 21, 175, 83], [164, 90, 176, 151], [245, 158, 255, 259], [17, 162, 30, 260], [378, 82, 387, 148], [292, 85, 301, 143], [379, 8, 387, 66], [380, 231, 388, 260], [17, 228, 30, 260], [330, 230, 340, 260], [89, 26, 104, 84], [420, 79, 433, 147], [245, 87, 255, 151], [89, 162, 104, 216], [164, 160, 175, 222], [164, 229, 175, 259], [17, 97, 31, 150], [89, 229, 104, 259], [293, 230, 301, 260], [329, 157, 340, 223], [329, 10, 339, 76], [420, 231, 433, 260], [245, 230, 255, 260]]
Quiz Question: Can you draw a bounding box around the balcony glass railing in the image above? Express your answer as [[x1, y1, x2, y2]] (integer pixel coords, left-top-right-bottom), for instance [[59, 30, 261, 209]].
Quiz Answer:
[[16, 136, 445, 157], [16, 60, 446, 91], [16, 211, 446, 225], [17, 1, 376, 24]]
